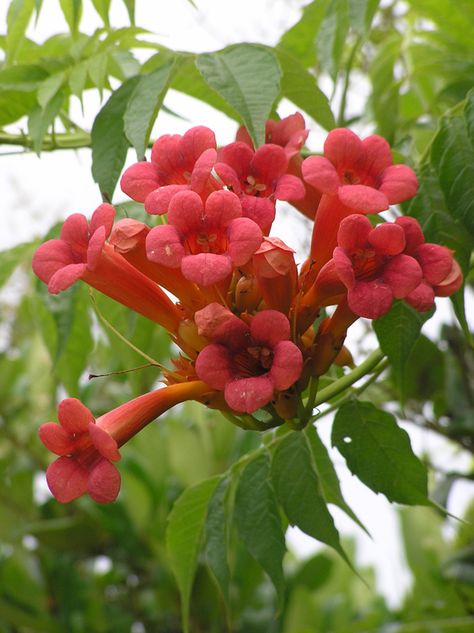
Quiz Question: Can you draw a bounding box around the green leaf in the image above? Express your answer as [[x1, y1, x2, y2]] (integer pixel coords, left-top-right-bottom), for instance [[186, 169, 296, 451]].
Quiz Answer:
[[169, 55, 239, 121], [122, 0, 135, 25], [37, 72, 65, 109], [28, 90, 64, 154], [278, 0, 331, 68], [91, 76, 139, 200], [0, 91, 37, 126], [317, 0, 350, 80], [276, 47, 335, 130], [5, 0, 36, 64], [87, 52, 109, 94], [69, 60, 89, 96], [235, 453, 286, 607], [196, 44, 281, 148], [271, 432, 348, 562], [0, 242, 38, 289], [332, 400, 429, 505], [373, 301, 434, 390], [0, 65, 48, 91], [431, 111, 474, 236], [59, 0, 82, 36], [91, 0, 111, 27], [124, 60, 175, 159], [348, 0, 380, 34], [167, 476, 221, 633], [204, 476, 231, 612], [304, 425, 369, 535], [369, 33, 402, 142]]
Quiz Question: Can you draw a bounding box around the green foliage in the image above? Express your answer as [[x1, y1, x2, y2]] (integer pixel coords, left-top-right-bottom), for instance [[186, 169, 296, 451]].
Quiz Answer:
[[196, 44, 281, 148], [332, 401, 429, 505]]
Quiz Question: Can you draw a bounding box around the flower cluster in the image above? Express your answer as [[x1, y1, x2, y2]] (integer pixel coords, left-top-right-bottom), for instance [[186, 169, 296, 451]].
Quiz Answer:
[[33, 115, 463, 503]]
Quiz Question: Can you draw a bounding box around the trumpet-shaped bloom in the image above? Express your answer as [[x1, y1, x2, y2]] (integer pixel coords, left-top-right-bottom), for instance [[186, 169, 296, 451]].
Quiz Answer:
[[32, 203, 115, 293], [39, 381, 212, 503], [195, 305, 303, 413], [332, 215, 423, 319], [32, 205, 182, 334], [301, 129, 418, 278], [302, 128, 418, 212], [215, 142, 305, 233], [146, 190, 262, 286], [253, 237, 298, 314], [236, 112, 309, 159], [394, 217, 463, 311], [120, 126, 217, 206], [39, 398, 121, 503]]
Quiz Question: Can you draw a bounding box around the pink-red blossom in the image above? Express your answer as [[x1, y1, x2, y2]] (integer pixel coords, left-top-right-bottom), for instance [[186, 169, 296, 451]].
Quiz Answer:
[[195, 304, 303, 413], [395, 216, 463, 311], [146, 189, 262, 286], [32, 203, 115, 293], [331, 214, 423, 319], [215, 142, 305, 233], [120, 126, 217, 208]]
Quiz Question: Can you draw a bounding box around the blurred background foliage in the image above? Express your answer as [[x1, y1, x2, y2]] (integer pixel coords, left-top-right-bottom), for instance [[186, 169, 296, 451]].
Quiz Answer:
[[1, 0, 474, 631]]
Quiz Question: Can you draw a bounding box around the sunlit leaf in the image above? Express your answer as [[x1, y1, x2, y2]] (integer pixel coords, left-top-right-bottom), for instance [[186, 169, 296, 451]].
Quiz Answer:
[[91, 0, 111, 28], [305, 425, 369, 535], [317, 0, 350, 80], [167, 476, 221, 633], [28, 90, 64, 154], [91, 76, 139, 200], [278, 0, 331, 68], [271, 432, 349, 563], [5, 0, 36, 64], [235, 453, 286, 607], [196, 44, 281, 148], [124, 59, 175, 159], [332, 401, 430, 505], [276, 47, 335, 130], [373, 301, 434, 391], [58, 0, 82, 36]]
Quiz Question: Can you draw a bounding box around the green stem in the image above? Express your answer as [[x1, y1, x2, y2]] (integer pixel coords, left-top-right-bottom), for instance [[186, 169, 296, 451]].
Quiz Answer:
[[337, 35, 362, 127], [314, 348, 385, 407], [0, 130, 92, 151]]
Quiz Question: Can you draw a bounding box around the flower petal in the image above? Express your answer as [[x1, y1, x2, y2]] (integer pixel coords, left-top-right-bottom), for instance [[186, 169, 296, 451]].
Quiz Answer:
[[251, 144, 288, 182], [38, 422, 75, 455], [32, 240, 74, 284], [348, 280, 393, 319], [144, 184, 187, 215], [338, 184, 389, 213], [434, 260, 463, 297], [88, 422, 121, 461], [405, 281, 435, 312], [88, 458, 121, 503], [383, 254, 423, 298], [89, 203, 115, 237], [368, 222, 406, 255], [302, 156, 340, 194], [60, 213, 89, 252], [146, 225, 185, 268], [250, 310, 291, 347], [224, 376, 274, 413], [204, 189, 242, 227], [46, 457, 89, 503], [415, 243, 453, 285], [168, 190, 203, 234], [181, 253, 232, 286], [218, 142, 253, 181], [333, 247, 356, 289], [120, 162, 160, 202], [379, 164, 418, 204], [48, 263, 87, 293], [361, 135, 393, 175], [58, 398, 95, 433], [270, 340, 303, 390], [86, 225, 106, 270], [324, 128, 364, 169], [395, 216, 425, 254], [241, 196, 275, 234], [195, 343, 234, 389], [337, 214, 372, 250], [274, 174, 305, 200], [227, 217, 262, 266]]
